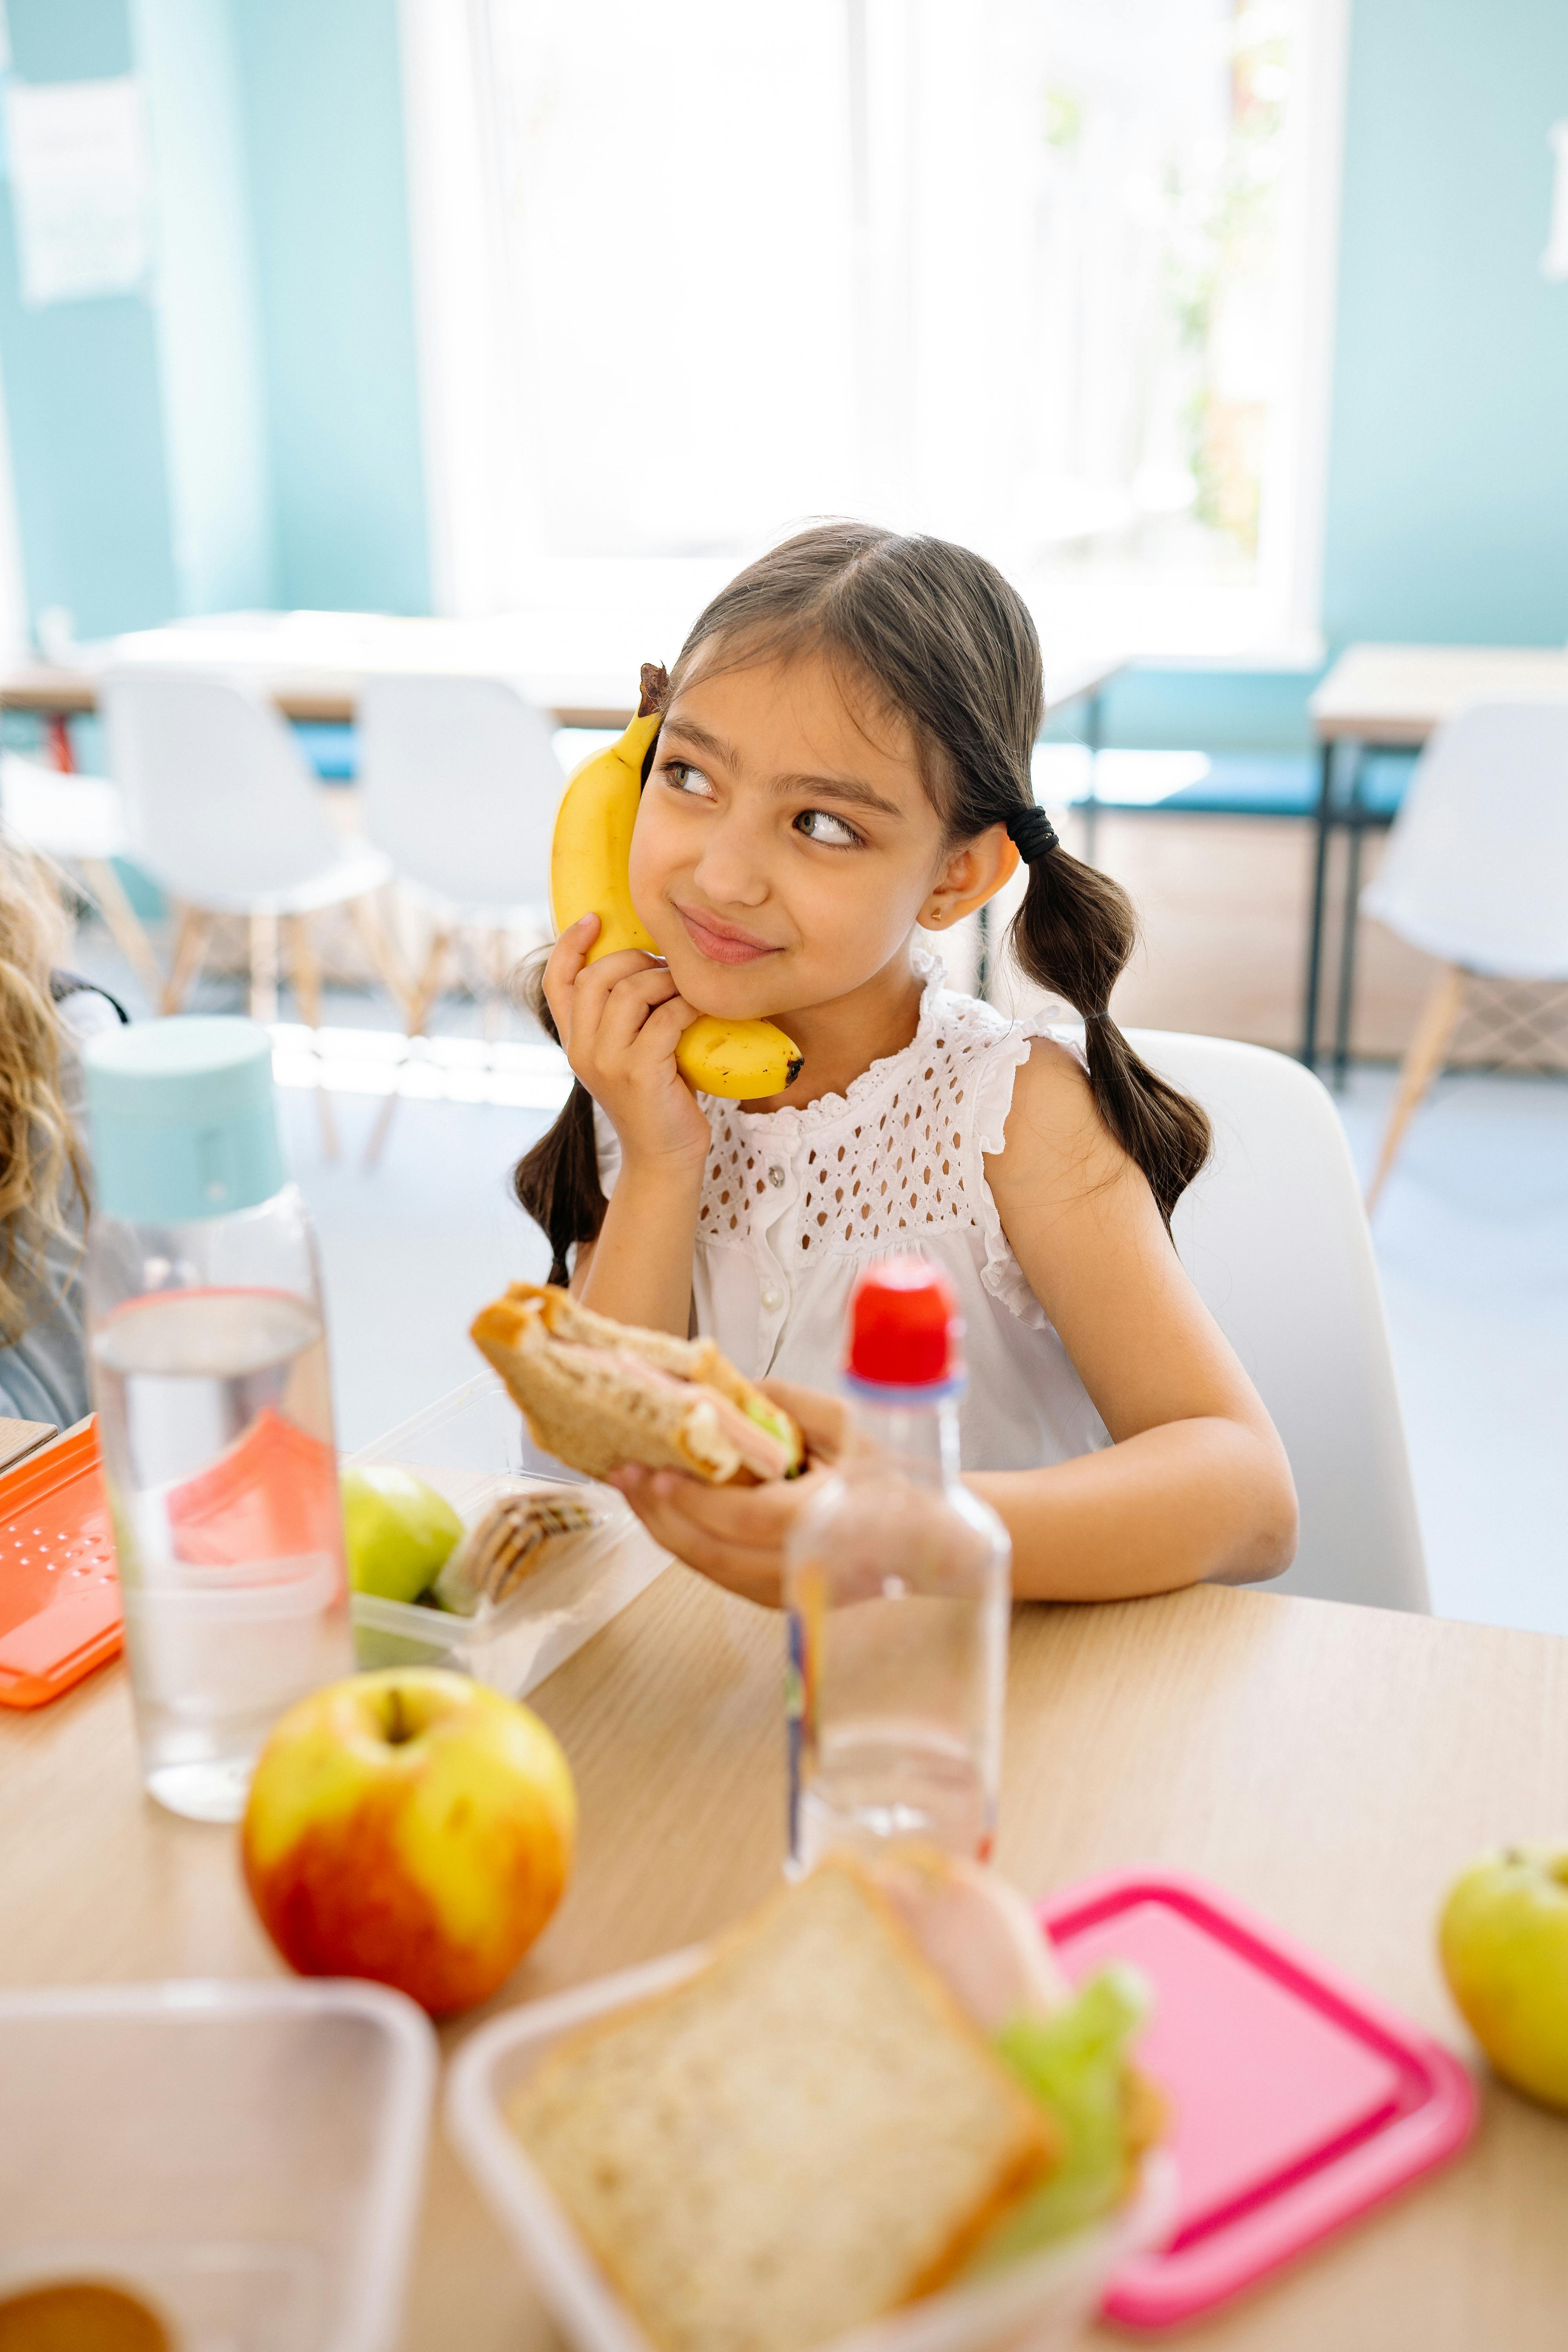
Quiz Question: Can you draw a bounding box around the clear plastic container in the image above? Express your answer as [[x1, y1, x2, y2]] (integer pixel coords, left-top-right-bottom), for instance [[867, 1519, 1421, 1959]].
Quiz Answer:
[[0, 1978, 436, 2352], [347, 1371, 671, 1698], [446, 1948, 1176, 2352]]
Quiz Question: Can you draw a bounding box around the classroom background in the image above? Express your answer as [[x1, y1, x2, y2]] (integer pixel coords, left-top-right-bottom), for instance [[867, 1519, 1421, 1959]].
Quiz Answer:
[[0, 0, 1563, 1634]]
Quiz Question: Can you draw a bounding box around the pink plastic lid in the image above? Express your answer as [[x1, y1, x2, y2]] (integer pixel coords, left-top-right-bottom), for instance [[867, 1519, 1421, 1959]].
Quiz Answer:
[[1037, 1868, 1476, 2332]]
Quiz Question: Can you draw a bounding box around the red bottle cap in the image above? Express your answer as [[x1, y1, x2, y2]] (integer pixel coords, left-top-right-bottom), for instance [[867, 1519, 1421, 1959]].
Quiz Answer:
[[845, 1256, 964, 1392]]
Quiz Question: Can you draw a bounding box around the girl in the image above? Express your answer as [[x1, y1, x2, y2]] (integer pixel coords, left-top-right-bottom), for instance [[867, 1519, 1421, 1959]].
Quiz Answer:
[[0, 835, 123, 1428], [517, 525, 1297, 1602]]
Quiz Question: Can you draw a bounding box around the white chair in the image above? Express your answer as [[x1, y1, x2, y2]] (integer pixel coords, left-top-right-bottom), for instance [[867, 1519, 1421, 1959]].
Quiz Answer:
[[0, 750, 162, 998], [103, 669, 401, 1151], [356, 674, 563, 1157], [1359, 701, 1568, 1209], [1126, 1027, 1429, 1612]]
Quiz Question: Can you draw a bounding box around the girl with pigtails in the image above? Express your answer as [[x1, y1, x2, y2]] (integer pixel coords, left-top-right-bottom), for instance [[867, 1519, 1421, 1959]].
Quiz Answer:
[[515, 524, 1298, 1602]]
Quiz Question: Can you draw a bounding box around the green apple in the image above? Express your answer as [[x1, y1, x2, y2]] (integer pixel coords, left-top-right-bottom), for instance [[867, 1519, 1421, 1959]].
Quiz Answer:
[[1439, 1844, 1568, 2111], [341, 1466, 463, 1605]]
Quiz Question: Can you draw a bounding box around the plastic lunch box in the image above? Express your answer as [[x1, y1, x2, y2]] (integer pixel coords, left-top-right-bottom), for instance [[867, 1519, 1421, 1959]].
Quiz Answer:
[[446, 1947, 1177, 2352], [346, 1370, 671, 1698], [0, 1979, 436, 2352]]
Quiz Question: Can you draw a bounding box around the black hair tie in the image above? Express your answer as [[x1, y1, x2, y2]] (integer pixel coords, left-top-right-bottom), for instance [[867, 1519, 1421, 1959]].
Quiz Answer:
[[1006, 804, 1060, 862]]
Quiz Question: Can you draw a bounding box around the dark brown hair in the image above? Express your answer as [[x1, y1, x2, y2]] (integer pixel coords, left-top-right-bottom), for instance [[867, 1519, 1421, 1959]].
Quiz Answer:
[[515, 523, 1209, 1281]]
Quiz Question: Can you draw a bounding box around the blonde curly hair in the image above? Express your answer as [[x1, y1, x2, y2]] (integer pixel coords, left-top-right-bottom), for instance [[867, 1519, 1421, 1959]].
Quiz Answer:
[[0, 834, 87, 1342]]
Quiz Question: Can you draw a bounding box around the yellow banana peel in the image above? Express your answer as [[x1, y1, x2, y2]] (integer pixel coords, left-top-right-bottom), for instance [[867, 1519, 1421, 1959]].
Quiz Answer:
[[675, 1013, 802, 1097], [549, 705, 661, 960], [549, 672, 804, 1101]]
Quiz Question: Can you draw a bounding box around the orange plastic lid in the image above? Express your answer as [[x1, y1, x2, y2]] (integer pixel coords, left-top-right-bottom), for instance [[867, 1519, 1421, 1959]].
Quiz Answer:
[[0, 1421, 121, 1708]]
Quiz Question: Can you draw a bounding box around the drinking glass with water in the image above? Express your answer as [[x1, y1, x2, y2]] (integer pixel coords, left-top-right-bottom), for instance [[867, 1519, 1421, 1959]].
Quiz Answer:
[[84, 1020, 353, 1821]]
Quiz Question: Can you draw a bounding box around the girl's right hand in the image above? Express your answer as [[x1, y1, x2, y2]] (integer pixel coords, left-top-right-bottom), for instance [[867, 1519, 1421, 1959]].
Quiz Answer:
[[542, 914, 711, 1174]]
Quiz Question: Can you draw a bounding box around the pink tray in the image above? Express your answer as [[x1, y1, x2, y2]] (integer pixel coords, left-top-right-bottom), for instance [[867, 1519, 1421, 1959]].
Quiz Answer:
[[1037, 1869, 1476, 2333]]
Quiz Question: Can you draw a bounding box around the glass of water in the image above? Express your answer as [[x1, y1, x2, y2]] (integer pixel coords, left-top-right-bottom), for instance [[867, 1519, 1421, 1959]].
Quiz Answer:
[[84, 1020, 354, 1821]]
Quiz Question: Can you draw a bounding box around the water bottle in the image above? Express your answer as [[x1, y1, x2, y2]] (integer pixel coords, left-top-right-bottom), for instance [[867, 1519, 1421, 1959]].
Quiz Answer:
[[783, 1256, 1011, 1873], [82, 1018, 353, 1822]]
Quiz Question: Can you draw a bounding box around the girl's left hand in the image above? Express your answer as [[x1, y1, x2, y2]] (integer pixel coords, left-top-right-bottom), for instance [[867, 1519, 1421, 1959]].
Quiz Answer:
[[607, 1381, 856, 1607]]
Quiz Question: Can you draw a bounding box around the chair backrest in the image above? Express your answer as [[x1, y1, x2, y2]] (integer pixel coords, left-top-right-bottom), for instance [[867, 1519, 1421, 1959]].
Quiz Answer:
[[0, 752, 127, 859], [1361, 699, 1568, 978], [1125, 1027, 1429, 1612], [357, 674, 564, 916], [103, 669, 341, 905]]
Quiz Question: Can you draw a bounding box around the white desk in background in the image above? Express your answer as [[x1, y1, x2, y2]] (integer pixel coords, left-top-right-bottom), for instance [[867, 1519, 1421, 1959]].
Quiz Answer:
[[0, 610, 1127, 748], [1304, 643, 1568, 1078]]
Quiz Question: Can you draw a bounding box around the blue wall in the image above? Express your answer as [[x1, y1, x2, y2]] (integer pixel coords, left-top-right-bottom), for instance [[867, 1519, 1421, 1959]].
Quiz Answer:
[[0, 0, 428, 639], [0, 0, 181, 638], [134, 0, 274, 612], [231, 0, 428, 614], [1321, 0, 1568, 647]]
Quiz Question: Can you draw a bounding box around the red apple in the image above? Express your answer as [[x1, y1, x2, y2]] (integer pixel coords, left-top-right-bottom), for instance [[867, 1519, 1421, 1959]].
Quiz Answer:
[[242, 1668, 576, 2017]]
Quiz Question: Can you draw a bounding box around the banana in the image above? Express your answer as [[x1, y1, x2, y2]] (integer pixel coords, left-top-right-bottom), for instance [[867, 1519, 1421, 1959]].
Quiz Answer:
[[549, 703, 661, 960], [675, 1014, 802, 1098], [549, 670, 804, 1102]]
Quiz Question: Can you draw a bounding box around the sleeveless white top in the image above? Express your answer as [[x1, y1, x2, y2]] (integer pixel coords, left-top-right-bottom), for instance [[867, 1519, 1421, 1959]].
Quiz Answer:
[[593, 950, 1111, 1474]]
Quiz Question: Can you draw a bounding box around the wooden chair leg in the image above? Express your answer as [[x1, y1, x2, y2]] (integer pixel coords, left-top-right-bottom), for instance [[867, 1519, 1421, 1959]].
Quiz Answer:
[[80, 857, 163, 1000], [249, 913, 280, 1024], [481, 925, 508, 1042], [285, 914, 338, 1161], [364, 927, 452, 1169], [1365, 964, 1467, 1212], [347, 891, 414, 1027], [160, 905, 211, 1014]]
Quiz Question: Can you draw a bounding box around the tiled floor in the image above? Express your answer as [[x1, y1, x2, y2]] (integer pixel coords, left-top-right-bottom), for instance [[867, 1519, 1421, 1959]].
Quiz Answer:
[[68, 923, 1568, 1639]]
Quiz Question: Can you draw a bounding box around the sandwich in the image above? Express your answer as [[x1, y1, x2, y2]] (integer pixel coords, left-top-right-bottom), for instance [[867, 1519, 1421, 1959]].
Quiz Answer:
[[507, 1854, 1164, 2352], [470, 1283, 804, 1486]]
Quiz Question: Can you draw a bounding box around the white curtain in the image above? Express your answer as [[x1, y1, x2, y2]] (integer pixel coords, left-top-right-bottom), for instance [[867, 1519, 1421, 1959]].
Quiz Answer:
[[404, 0, 1343, 655]]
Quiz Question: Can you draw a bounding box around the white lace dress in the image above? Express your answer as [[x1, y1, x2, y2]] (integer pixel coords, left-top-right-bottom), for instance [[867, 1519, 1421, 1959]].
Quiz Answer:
[[592, 951, 1111, 1474]]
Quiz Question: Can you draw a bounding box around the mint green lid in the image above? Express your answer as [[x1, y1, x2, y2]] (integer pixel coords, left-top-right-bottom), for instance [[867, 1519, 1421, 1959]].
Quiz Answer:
[[83, 1017, 287, 1224]]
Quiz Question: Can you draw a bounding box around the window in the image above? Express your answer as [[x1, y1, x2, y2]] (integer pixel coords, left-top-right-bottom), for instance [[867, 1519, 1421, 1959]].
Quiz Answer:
[[405, 0, 1345, 657]]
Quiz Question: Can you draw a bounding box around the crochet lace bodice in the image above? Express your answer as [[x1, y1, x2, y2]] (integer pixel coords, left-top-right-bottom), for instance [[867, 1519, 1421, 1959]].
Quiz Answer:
[[595, 950, 1111, 1473]]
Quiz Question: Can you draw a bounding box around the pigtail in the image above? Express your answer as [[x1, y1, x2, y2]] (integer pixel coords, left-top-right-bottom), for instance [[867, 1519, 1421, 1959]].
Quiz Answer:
[[510, 948, 606, 1286], [1008, 852, 1210, 1230]]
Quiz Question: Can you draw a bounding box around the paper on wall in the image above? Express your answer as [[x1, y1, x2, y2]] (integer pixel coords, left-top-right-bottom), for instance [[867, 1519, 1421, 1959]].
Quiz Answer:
[[4, 76, 153, 307], [1545, 123, 1568, 283]]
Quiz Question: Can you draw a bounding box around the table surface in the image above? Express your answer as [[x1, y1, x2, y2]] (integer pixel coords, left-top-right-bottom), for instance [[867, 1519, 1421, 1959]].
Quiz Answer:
[[1311, 641, 1568, 744], [0, 614, 1125, 734], [5, 1568, 1568, 2350]]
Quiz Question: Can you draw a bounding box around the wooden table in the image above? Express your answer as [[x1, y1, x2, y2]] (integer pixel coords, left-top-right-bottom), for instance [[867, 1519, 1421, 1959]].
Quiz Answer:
[[5, 1569, 1568, 2348], [1303, 643, 1568, 1077]]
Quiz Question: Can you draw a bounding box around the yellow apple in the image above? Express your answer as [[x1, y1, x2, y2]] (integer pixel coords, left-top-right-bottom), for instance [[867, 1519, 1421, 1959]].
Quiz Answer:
[[1439, 1844, 1568, 2110], [242, 1668, 576, 2017]]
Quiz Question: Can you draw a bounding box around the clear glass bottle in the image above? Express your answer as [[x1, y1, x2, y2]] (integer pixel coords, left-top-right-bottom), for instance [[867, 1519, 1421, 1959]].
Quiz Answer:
[[83, 1018, 353, 1822], [783, 1257, 1011, 1873]]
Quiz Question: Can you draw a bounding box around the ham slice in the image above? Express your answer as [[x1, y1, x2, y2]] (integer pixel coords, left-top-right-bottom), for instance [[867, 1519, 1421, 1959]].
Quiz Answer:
[[547, 1339, 793, 1481]]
